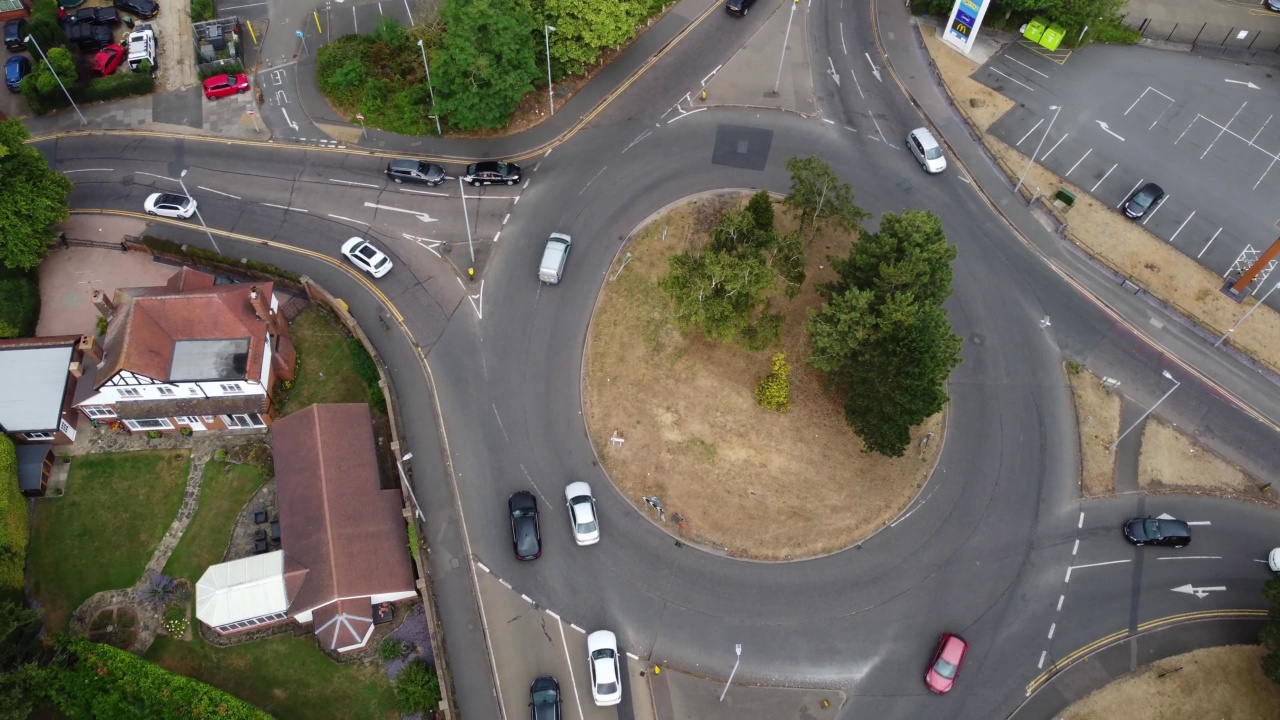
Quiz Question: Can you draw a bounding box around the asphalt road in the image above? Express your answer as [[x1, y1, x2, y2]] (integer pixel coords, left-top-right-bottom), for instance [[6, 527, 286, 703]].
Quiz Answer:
[[35, 0, 1280, 717]]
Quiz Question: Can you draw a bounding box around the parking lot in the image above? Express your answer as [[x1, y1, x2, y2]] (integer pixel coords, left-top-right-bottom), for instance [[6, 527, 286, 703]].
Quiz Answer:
[[974, 41, 1280, 293]]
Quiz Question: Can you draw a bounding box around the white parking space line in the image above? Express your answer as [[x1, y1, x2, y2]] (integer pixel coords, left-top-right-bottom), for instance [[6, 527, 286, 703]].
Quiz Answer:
[[476, 561, 490, 573], [1090, 163, 1118, 193], [1156, 556, 1222, 560], [1118, 179, 1144, 207], [555, 615, 586, 720], [499, 578, 512, 589], [1201, 101, 1248, 159], [1005, 55, 1048, 77], [1250, 114, 1273, 145], [1066, 148, 1091, 177], [1141, 194, 1168, 225], [1255, 154, 1278, 190], [988, 67, 1034, 91], [1017, 118, 1045, 147], [1169, 210, 1195, 243], [1198, 228, 1223, 258], [198, 186, 241, 199], [1041, 133, 1068, 161], [569, 624, 585, 633], [520, 594, 533, 604]]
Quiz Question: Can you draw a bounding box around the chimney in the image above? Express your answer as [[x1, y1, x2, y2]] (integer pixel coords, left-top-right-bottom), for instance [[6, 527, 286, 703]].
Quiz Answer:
[[92, 290, 116, 320], [68, 361, 83, 378], [78, 334, 104, 364], [248, 286, 272, 323]]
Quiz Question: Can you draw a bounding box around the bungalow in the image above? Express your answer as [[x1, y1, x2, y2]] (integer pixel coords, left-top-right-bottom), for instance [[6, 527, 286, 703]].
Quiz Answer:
[[0, 334, 97, 446]]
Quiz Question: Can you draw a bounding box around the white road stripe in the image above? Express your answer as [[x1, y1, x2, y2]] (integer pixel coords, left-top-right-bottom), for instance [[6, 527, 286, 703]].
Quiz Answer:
[[1156, 556, 1221, 560], [330, 178, 380, 188], [1017, 118, 1045, 147], [327, 214, 367, 225], [570, 624, 585, 633], [399, 189, 449, 196], [499, 578, 512, 589], [198, 186, 241, 199], [545, 609, 560, 620], [64, 168, 114, 173], [1090, 163, 1117, 193], [1066, 148, 1091, 177], [476, 562, 490, 573], [521, 594, 533, 604], [261, 203, 307, 212], [1169, 210, 1195, 243]]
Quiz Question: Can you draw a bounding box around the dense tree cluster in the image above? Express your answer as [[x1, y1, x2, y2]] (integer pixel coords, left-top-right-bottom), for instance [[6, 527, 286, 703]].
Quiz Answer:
[[0, 120, 72, 272]]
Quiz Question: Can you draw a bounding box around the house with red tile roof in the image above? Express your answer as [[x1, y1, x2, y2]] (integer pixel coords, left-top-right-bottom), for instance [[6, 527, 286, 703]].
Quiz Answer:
[[73, 267, 295, 434], [195, 403, 417, 652]]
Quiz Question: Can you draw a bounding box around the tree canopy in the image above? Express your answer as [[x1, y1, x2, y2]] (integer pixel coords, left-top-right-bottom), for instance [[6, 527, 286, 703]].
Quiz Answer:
[[544, 0, 647, 75], [807, 209, 961, 456], [783, 155, 870, 233], [0, 120, 73, 271], [432, 0, 540, 130]]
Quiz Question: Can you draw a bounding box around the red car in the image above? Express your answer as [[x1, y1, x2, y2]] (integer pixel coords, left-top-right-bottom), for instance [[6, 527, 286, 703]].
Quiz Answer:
[[203, 73, 249, 100], [90, 45, 124, 77], [924, 633, 968, 694]]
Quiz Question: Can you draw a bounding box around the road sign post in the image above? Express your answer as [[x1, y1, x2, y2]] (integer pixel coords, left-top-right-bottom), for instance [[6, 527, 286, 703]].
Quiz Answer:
[[247, 107, 260, 133], [296, 29, 307, 55], [356, 113, 367, 140]]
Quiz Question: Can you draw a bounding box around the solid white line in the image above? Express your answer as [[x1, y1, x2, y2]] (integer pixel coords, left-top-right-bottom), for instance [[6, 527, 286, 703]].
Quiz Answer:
[[1141, 194, 1168, 225], [988, 67, 1034, 91], [1091, 164, 1118, 193], [327, 214, 367, 225], [1250, 114, 1273, 145], [1078, 512, 1084, 528], [1198, 228, 1223, 258], [64, 168, 114, 173], [476, 562, 490, 573], [197, 186, 241, 199], [1072, 559, 1131, 570], [330, 178, 380, 188], [1017, 118, 1045, 147], [399, 188, 449, 196], [556, 617, 586, 720], [1255, 154, 1278, 190], [402, 0, 415, 25], [1041, 133, 1068, 161], [521, 594, 533, 604], [848, 68, 865, 99], [1038, 650, 1047, 669], [869, 114, 887, 145], [668, 108, 706, 123], [1123, 91, 1143, 116], [136, 171, 177, 183], [700, 65, 721, 86], [1254, 559, 1271, 563], [1056, 595, 1064, 611], [626, 652, 639, 660], [499, 578, 512, 589], [1005, 55, 1048, 77], [1066, 148, 1092, 177], [1169, 210, 1195, 243], [261, 203, 307, 212], [1156, 556, 1221, 560], [840, 22, 847, 55], [1047, 623, 1055, 639], [1072, 539, 1079, 556], [1118, 179, 1144, 208], [570, 624, 585, 633]]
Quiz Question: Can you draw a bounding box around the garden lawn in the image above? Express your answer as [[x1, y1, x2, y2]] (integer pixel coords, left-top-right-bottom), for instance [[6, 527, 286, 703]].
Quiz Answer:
[[163, 461, 267, 583], [277, 304, 369, 416], [146, 633, 398, 720], [29, 450, 190, 632]]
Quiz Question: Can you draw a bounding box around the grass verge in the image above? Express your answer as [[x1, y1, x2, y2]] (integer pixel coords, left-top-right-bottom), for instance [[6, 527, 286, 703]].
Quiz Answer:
[[146, 632, 397, 720], [276, 304, 370, 416], [163, 461, 268, 583], [1066, 367, 1121, 497], [1138, 419, 1262, 496], [29, 450, 190, 631]]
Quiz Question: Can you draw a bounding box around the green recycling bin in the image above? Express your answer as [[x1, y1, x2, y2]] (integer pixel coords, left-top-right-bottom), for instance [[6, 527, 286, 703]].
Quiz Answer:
[[1040, 24, 1065, 51], [1023, 17, 1047, 43]]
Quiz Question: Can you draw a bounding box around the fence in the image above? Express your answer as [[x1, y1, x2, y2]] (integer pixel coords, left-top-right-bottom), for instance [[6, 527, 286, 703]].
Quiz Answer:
[[59, 233, 131, 252], [1124, 16, 1280, 65]]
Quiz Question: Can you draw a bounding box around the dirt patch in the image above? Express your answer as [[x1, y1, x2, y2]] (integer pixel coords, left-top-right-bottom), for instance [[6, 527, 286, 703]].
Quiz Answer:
[[922, 30, 1280, 374], [584, 196, 943, 560], [1061, 645, 1280, 720], [1138, 419, 1262, 496], [1066, 366, 1121, 497]]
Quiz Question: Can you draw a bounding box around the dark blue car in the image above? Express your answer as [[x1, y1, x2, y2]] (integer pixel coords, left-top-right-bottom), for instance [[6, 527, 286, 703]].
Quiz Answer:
[[5, 55, 30, 92]]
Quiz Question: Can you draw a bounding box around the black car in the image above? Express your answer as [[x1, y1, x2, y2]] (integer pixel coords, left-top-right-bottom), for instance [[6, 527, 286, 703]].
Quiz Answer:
[[1123, 182, 1165, 219], [65, 23, 114, 52], [114, 0, 159, 19], [509, 491, 541, 561], [65, 7, 120, 25], [385, 159, 446, 186], [4, 19, 27, 51], [725, 0, 757, 15], [1124, 517, 1191, 547], [463, 160, 520, 186], [529, 676, 561, 720]]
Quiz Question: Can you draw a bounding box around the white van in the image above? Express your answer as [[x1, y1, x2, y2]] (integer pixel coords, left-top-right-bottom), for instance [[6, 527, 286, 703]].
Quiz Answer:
[[907, 127, 946, 174], [539, 233, 572, 284]]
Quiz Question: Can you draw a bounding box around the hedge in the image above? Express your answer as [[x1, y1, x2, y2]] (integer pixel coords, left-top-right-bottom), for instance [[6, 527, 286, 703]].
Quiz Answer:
[[346, 337, 387, 413], [0, 266, 40, 339], [43, 637, 270, 719], [0, 436, 29, 596], [81, 72, 155, 103]]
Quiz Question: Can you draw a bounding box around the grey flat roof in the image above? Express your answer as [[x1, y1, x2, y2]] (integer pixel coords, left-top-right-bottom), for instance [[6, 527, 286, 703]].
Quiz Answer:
[[170, 338, 250, 381], [0, 345, 73, 432]]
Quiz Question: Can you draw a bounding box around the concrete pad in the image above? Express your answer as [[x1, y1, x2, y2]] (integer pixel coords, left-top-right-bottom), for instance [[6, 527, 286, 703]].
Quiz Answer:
[[650, 665, 845, 720], [703, 0, 815, 115]]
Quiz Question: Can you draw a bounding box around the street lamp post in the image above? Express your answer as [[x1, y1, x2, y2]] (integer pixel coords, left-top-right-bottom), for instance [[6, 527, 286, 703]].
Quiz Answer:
[[771, 0, 799, 96], [1215, 281, 1280, 348], [178, 170, 222, 255], [458, 177, 475, 263], [416, 39, 441, 136], [719, 644, 742, 702], [1015, 104, 1061, 195], [544, 25, 556, 115], [396, 452, 425, 522], [26, 35, 85, 126], [1108, 371, 1179, 451]]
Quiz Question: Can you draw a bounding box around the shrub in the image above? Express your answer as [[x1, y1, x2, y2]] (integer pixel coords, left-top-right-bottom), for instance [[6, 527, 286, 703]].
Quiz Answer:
[[189, 0, 215, 21], [347, 337, 386, 411], [746, 190, 775, 231], [162, 603, 188, 636], [406, 519, 419, 562], [1065, 360, 1082, 375], [146, 429, 162, 439], [95, 316, 108, 337], [1088, 22, 1141, 45], [754, 352, 791, 412], [81, 72, 155, 102], [0, 436, 27, 593], [139, 572, 177, 609], [378, 637, 404, 662], [198, 59, 244, 80], [394, 659, 441, 715], [317, 35, 375, 108], [0, 266, 40, 339]]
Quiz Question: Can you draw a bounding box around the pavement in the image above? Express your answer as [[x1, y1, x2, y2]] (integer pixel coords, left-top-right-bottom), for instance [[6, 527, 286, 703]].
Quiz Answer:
[[702, 0, 816, 114]]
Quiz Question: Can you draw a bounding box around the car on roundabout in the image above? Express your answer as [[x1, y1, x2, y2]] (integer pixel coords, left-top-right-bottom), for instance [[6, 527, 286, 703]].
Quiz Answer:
[[509, 490, 542, 561], [564, 482, 600, 546], [143, 192, 197, 219], [587, 630, 622, 706], [1123, 516, 1190, 547], [340, 237, 393, 278], [462, 160, 520, 186], [924, 632, 967, 694], [529, 676, 561, 720]]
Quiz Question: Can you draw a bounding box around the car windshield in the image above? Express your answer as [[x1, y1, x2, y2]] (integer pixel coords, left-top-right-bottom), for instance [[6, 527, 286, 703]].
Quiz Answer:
[[934, 657, 958, 679], [1132, 190, 1155, 208], [531, 688, 557, 704], [1143, 519, 1159, 538]]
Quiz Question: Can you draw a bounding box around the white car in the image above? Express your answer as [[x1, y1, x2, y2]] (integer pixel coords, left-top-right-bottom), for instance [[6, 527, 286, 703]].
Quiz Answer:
[[587, 630, 622, 706], [341, 237, 393, 278], [144, 193, 197, 219], [1269, 548, 1280, 572], [564, 482, 600, 546]]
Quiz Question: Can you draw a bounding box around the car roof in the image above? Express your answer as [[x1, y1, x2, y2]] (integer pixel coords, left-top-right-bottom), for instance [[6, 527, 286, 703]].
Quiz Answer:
[[939, 633, 967, 662], [911, 127, 939, 146], [1156, 518, 1190, 536]]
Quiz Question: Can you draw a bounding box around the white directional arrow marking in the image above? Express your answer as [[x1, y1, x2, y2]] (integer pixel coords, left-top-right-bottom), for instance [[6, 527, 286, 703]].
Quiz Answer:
[[1225, 79, 1260, 89], [1171, 584, 1226, 599], [865, 52, 882, 83], [1157, 513, 1176, 520], [826, 56, 841, 87], [1096, 120, 1126, 141], [364, 202, 437, 223]]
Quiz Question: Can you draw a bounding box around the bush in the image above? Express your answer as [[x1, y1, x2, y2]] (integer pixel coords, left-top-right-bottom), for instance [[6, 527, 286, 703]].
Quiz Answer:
[[754, 352, 791, 412], [347, 337, 386, 411], [137, 235, 303, 282], [1088, 22, 1141, 45], [80, 72, 155, 102], [394, 659, 441, 715], [0, 437, 27, 593], [198, 59, 244, 80], [317, 35, 375, 108], [189, 0, 215, 22], [378, 637, 404, 662], [0, 266, 40, 338], [406, 519, 419, 562]]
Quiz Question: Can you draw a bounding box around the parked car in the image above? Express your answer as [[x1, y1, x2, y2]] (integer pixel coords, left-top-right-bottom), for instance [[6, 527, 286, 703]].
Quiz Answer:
[[91, 44, 125, 76], [463, 160, 521, 186], [538, 233, 571, 284], [340, 237, 393, 278], [924, 633, 968, 694], [65, 23, 113, 52], [143, 193, 197, 219], [65, 7, 120, 26], [1269, 548, 1280, 572], [1267, 0, 1280, 13], [4, 19, 27, 51], [4, 55, 29, 92], [1123, 516, 1191, 547], [1123, 182, 1165, 219], [907, 127, 947, 174], [385, 159, 446, 186], [725, 0, 756, 15], [564, 482, 600, 546], [509, 491, 542, 561], [114, 0, 159, 19], [126, 24, 155, 72], [587, 630, 622, 706], [529, 676, 561, 720], [203, 72, 249, 100]]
